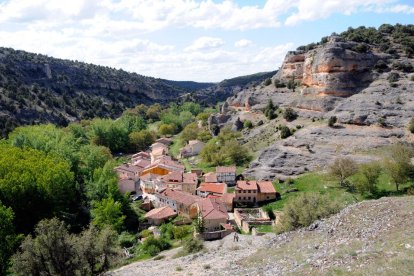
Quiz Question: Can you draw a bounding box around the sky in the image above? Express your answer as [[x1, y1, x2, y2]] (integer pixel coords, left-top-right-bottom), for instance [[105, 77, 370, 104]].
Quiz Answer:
[[0, 0, 413, 82]]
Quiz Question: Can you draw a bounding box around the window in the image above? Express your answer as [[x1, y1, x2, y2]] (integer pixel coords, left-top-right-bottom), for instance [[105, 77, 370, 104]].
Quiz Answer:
[[248, 190, 251, 193], [248, 197, 251, 200]]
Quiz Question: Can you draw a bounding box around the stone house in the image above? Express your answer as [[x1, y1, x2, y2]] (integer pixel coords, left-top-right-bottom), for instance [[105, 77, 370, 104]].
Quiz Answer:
[[197, 198, 228, 232], [203, 172, 218, 183], [154, 188, 201, 219], [140, 173, 165, 194], [216, 166, 236, 185], [179, 140, 205, 158], [114, 163, 141, 181], [234, 180, 277, 204], [159, 171, 198, 194]]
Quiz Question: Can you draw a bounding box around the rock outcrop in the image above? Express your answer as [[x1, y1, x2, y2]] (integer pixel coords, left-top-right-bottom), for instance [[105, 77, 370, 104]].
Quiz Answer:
[[276, 36, 378, 97]]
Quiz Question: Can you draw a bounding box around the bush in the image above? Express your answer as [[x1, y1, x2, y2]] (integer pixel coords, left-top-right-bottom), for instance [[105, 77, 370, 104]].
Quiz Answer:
[[264, 78, 272, 86], [243, 120, 253, 129], [388, 72, 400, 83], [409, 118, 414, 134], [353, 43, 368, 53], [276, 193, 341, 232], [280, 125, 292, 139], [142, 236, 171, 256], [264, 100, 277, 120], [183, 237, 203, 254], [374, 60, 388, 72], [139, 229, 153, 238], [118, 232, 136, 248], [328, 116, 337, 127], [283, 108, 298, 121]]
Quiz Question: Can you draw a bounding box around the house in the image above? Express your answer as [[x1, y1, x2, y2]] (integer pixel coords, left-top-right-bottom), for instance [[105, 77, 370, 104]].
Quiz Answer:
[[179, 140, 205, 158], [234, 180, 277, 204], [221, 193, 235, 211], [256, 181, 277, 202], [114, 164, 141, 181], [131, 151, 150, 163], [216, 166, 236, 185], [140, 173, 165, 194], [191, 169, 203, 177], [144, 206, 177, 225], [154, 188, 201, 218], [203, 172, 218, 183], [197, 198, 228, 232], [155, 137, 173, 146], [196, 182, 227, 198], [150, 142, 169, 162], [140, 155, 185, 177], [159, 171, 198, 194], [118, 178, 139, 194], [235, 180, 258, 204]]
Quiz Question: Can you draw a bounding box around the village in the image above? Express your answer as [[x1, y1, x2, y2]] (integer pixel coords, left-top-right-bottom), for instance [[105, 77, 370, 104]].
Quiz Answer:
[[115, 137, 280, 241]]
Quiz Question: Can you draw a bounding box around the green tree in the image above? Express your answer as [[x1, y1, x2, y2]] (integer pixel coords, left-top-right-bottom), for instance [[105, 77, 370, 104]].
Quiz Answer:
[[128, 130, 155, 153], [329, 157, 358, 188], [264, 100, 277, 120], [91, 198, 126, 232], [280, 125, 292, 139], [283, 107, 298, 121], [12, 219, 121, 275], [180, 102, 202, 116], [383, 144, 414, 191], [181, 122, 200, 143], [276, 193, 341, 232], [86, 161, 123, 202], [0, 202, 19, 275], [146, 104, 162, 120], [356, 162, 382, 195], [243, 120, 253, 129], [0, 145, 77, 233], [12, 218, 78, 276], [158, 123, 177, 136]]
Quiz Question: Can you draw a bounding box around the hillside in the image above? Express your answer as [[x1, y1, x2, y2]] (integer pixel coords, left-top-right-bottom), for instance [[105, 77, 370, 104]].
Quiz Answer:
[[0, 46, 277, 137], [208, 24, 414, 179], [110, 196, 414, 275]]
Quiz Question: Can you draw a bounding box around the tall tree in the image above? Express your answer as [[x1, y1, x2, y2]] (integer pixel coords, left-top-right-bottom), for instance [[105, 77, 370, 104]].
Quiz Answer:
[[329, 157, 358, 187], [383, 144, 414, 191], [0, 202, 19, 275]]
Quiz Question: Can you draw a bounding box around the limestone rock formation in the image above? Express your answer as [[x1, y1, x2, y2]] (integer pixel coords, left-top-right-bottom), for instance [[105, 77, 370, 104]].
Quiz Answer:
[[276, 36, 378, 97]]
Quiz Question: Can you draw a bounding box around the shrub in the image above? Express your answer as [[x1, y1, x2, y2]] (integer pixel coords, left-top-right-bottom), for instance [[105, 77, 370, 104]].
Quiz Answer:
[[118, 232, 136, 248], [411, 75, 414, 81], [374, 60, 388, 72], [283, 108, 298, 122], [353, 43, 368, 53], [280, 125, 292, 139], [264, 78, 272, 86], [409, 118, 414, 133], [392, 62, 414, 73], [142, 236, 171, 256], [388, 72, 400, 83], [329, 157, 358, 187], [243, 120, 253, 129], [276, 193, 341, 232], [378, 117, 387, 127], [139, 229, 153, 238], [264, 100, 277, 120], [328, 116, 337, 127], [183, 237, 203, 254], [274, 79, 286, 88]]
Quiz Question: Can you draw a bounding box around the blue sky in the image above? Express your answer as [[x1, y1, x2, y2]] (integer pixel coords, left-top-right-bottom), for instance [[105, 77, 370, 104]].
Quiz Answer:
[[0, 0, 413, 82]]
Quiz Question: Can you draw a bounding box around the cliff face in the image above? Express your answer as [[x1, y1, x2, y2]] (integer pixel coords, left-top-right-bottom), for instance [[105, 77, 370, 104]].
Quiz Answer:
[[276, 36, 378, 97]]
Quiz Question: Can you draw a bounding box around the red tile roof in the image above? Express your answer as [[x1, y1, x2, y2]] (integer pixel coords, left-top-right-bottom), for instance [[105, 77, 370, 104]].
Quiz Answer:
[[115, 164, 142, 174], [203, 172, 218, 183], [144, 206, 177, 220], [216, 166, 236, 174], [257, 181, 276, 194], [132, 151, 150, 159], [197, 198, 228, 220], [236, 180, 258, 191], [197, 183, 226, 195], [144, 156, 185, 171], [160, 172, 197, 184], [159, 188, 201, 207], [133, 159, 151, 169]]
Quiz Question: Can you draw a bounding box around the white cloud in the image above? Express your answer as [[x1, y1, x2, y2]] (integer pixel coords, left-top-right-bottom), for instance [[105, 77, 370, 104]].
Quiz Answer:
[[185, 37, 225, 52], [284, 0, 402, 26], [235, 39, 253, 48]]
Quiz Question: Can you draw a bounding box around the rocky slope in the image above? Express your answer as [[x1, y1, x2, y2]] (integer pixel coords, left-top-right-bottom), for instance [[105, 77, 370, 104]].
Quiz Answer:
[[110, 196, 414, 275], [213, 25, 414, 179]]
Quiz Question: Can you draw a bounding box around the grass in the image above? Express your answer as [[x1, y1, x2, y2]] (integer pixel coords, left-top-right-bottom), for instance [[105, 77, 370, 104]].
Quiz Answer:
[[255, 224, 274, 233], [169, 134, 184, 158]]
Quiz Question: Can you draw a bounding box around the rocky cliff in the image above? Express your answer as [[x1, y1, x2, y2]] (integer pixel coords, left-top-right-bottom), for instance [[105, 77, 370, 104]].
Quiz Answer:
[[217, 25, 414, 179]]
